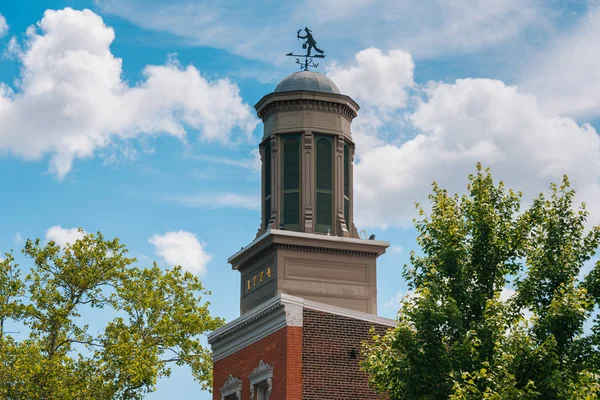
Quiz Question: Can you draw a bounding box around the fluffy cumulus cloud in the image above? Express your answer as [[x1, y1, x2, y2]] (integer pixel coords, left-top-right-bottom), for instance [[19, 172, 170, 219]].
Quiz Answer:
[[149, 230, 211, 275], [0, 13, 8, 37], [46, 226, 85, 247], [522, 10, 600, 119], [0, 8, 257, 178], [325, 48, 415, 155], [383, 288, 417, 309], [327, 48, 414, 110], [354, 78, 600, 228]]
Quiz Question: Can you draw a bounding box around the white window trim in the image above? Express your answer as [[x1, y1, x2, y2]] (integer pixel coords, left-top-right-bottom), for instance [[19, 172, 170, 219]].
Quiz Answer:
[[249, 360, 273, 400], [220, 374, 242, 400]]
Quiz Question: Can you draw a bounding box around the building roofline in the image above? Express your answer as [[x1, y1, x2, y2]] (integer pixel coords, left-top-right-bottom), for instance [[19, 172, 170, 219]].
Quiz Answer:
[[208, 294, 396, 360]]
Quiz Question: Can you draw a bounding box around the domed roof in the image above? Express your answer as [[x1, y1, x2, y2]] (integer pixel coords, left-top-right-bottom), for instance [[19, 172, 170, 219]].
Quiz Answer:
[[274, 71, 340, 94]]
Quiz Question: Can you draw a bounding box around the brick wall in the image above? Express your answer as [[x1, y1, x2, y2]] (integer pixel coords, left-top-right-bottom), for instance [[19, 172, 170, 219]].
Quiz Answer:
[[213, 326, 302, 400], [302, 309, 390, 400]]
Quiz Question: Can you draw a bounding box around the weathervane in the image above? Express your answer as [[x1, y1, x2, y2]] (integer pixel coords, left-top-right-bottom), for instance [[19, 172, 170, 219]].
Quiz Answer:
[[286, 27, 326, 71]]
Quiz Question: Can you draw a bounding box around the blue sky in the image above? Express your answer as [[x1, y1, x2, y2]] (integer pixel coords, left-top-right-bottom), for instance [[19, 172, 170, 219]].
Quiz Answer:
[[1, 0, 600, 398]]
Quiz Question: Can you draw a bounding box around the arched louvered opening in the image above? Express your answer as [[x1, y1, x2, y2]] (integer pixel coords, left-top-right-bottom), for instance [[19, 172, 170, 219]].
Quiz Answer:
[[282, 136, 301, 231], [344, 143, 350, 228], [315, 136, 333, 233], [263, 142, 272, 230]]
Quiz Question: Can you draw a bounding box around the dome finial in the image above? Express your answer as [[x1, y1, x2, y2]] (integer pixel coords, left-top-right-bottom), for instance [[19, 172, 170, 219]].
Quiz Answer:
[[285, 27, 326, 71]]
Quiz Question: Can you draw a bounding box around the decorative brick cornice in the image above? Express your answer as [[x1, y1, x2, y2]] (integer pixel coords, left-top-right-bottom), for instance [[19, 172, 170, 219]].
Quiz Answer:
[[257, 98, 357, 121], [208, 300, 285, 345], [208, 294, 304, 361]]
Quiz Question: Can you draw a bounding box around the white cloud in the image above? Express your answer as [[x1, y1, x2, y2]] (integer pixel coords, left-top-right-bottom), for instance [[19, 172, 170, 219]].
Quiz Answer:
[[327, 48, 414, 110], [192, 150, 261, 172], [95, 0, 549, 61], [0, 13, 8, 37], [384, 290, 405, 308], [304, 0, 544, 59], [500, 287, 515, 302], [326, 48, 415, 164], [500, 286, 534, 321], [521, 11, 600, 119], [384, 288, 417, 308], [149, 230, 211, 274], [46, 226, 85, 247], [14, 233, 23, 244], [168, 193, 259, 210], [354, 78, 600, 228], [0, 8, 257, 178], [390, 245, 404, 253]]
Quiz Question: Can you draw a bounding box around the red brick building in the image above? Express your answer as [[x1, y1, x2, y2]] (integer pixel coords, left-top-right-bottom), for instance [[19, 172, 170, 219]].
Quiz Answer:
[[208, 71, 394, 400]]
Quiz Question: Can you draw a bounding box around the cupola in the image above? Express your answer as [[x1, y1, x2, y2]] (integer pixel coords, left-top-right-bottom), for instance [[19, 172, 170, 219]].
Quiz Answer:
[[255, 71, 360, 238]]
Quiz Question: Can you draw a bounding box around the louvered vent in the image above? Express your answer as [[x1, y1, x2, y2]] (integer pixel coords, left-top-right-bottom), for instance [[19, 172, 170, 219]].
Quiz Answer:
[[264, 142, 272, 228], [315, 137, 333, 233], [284, 192, 300, 225], [265, 143, 272, 197], [316, 139, 332, 191], [344, 145, 349, 197], [283, 138, 300, 190], [282, 136, 301, 230], [344, 144, 350, 229], [344, 198, 349, 229]]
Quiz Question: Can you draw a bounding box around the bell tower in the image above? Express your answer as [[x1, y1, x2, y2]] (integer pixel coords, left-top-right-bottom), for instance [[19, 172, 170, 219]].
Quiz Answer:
[[230, 70, 388, 315], [209, 68, 393, 400]]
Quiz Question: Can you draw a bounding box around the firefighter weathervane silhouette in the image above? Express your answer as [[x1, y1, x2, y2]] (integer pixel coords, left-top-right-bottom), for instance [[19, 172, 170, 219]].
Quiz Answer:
[[286, 27, 326, 71]]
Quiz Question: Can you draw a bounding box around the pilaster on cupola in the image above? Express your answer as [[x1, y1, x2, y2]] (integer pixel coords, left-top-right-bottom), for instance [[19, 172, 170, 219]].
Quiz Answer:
[[302, 130, 314, 233]]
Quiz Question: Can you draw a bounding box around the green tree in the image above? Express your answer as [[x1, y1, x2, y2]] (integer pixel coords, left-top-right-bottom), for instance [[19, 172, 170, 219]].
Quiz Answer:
[[362, 164, 600, 399], [0, 231, 224, 400]]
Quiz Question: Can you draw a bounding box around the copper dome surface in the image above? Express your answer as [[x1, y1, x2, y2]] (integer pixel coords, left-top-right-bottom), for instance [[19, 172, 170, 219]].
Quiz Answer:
[[274, 71, 340, 94]]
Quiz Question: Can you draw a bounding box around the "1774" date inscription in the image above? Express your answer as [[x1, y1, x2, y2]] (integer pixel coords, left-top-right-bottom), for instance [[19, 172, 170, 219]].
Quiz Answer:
[[246, 267, 273, 293]]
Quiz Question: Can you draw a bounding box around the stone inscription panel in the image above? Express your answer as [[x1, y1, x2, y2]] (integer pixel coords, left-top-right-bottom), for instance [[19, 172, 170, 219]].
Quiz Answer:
[[245, 266, 274, 294], [240, 250, 277, 314]]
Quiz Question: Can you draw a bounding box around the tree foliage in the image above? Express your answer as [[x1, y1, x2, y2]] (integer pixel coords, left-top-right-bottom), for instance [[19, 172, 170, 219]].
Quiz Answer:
[[363, 164, 600, 399], [0, 231, 224, 399]]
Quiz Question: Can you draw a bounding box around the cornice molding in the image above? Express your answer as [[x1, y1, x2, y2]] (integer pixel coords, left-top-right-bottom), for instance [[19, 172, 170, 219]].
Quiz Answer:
[[257, 98, 358, 121], [275, 243, 380, 257], [228, 229, 389, 270], [208, 294, 304, 361], [208, 299, 286, 345]]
